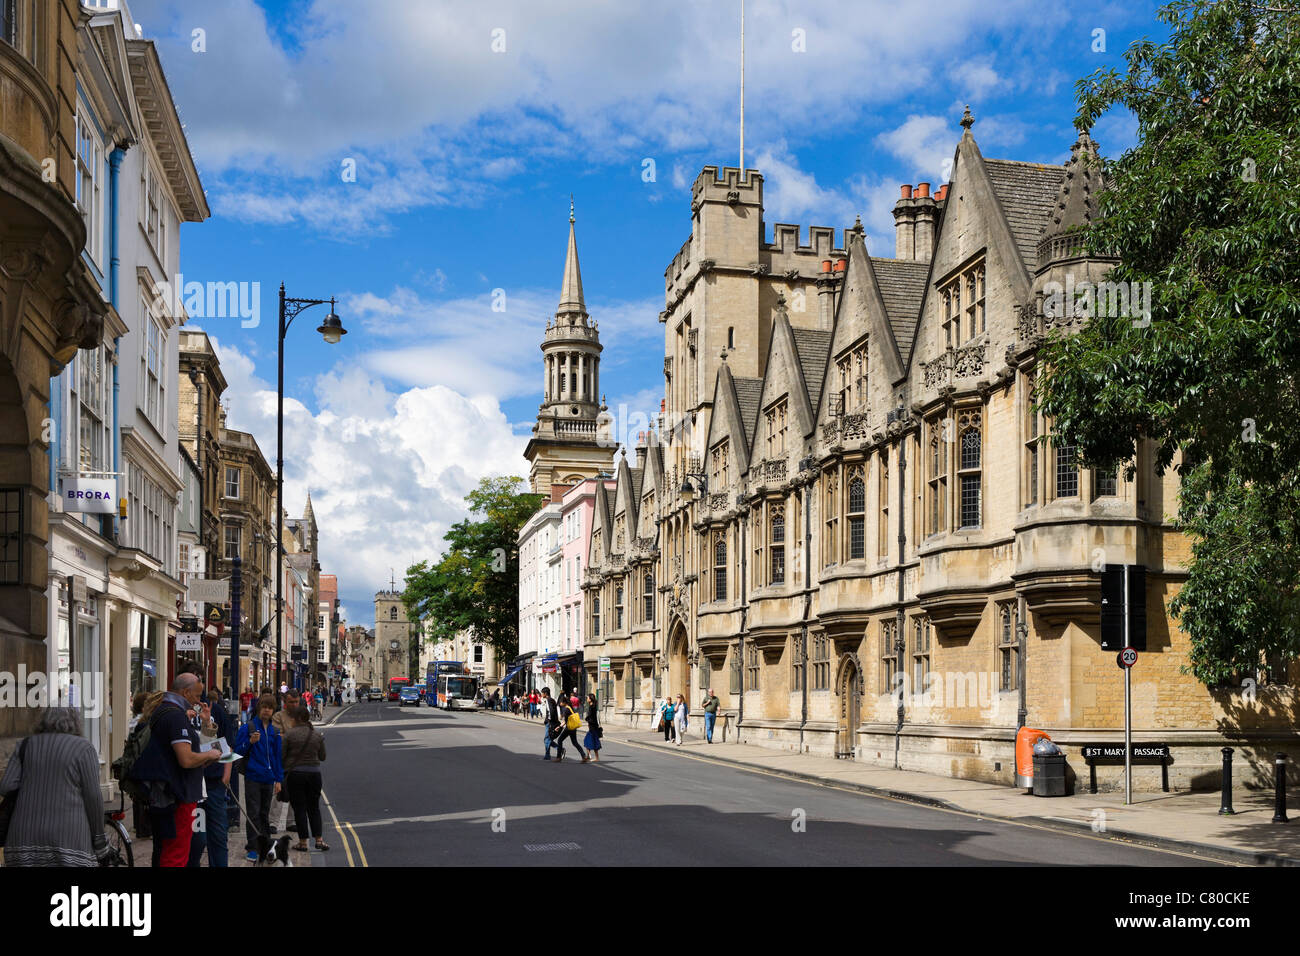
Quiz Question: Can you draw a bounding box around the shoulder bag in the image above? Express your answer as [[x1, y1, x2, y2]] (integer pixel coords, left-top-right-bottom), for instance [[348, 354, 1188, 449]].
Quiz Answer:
[[0, 738, 29, 845]]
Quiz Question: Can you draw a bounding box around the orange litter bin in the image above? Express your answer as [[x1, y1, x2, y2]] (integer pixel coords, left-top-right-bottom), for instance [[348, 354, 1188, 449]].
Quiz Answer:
[[1016, 726, 1052, 790]]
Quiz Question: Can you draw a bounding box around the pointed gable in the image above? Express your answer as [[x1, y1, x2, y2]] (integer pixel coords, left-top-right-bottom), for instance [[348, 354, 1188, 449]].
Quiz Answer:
[[750, 309, 818, 451], [706, 363, 754, 477], [588, 480, 613, 566], [613, 454, 640, 546], [817, 233, 916, 432]]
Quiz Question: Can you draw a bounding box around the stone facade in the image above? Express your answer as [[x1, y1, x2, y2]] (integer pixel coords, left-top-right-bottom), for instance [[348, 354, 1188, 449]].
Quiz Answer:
[[0, 0, 112, 762], [571, 118, 1298, 792]]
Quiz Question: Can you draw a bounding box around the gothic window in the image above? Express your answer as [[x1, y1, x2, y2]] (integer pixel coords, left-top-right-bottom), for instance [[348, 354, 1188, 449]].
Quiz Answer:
[[812, 633, 831, 690], [711, 440, 729, 489], [878, 451, 890, 558], [998, 602, 1018, 692], [836, 354, 851, 415], [730, 648, 742, 694], [847, 469, 865, 560], [745, 642, 760, 691], [770, 505, 786, 584], [389, 607, 397, 622], [1, 1, 14, 47], [615, 580, 625, 631], [912, 616, 932, 695], [939, 258, 986, 346], [713, 533, 727, 602], [791, 634, 804, 692], [1054, 438, 1079, 499], [592, 596, 600, 637], [823, 473, 839, 568], [765, 399, 788, 459], [834, 340, 869, 414], [966, 268, 986, 339], [1025, 372, 1040, 507], [958, 410, 982, 529], [643, 571, 654, 623], [879, 620, 897, 695], [927, 418, 947, 535], [1093, 468, 1118, 498], [752, 507, 763, 588]]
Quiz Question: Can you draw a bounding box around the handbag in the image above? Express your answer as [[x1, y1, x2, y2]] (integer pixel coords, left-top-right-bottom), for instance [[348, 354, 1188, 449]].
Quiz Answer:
[[0, 738, 29, 845], [566, 712, 581, 731], [596, 727, 604, 739]]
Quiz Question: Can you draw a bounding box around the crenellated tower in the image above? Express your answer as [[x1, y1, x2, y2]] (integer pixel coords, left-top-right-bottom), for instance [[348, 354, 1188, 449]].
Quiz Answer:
[[524, 202, 616, 496]]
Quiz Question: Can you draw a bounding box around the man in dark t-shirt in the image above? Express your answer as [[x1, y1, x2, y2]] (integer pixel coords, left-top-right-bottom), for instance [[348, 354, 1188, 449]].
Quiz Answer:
[[153, 673, 221, 867]]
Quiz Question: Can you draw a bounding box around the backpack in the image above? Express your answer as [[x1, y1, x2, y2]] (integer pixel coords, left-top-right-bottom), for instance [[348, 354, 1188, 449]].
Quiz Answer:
[[111, 718, 153, 803]]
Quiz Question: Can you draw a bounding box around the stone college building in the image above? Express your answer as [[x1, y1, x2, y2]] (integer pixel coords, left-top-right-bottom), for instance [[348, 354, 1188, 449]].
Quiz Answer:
[[524, 112, 1296, 791]]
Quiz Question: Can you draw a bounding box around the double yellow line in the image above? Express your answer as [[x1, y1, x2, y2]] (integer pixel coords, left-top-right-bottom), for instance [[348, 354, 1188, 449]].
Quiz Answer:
[[321, 790, 367, 866]]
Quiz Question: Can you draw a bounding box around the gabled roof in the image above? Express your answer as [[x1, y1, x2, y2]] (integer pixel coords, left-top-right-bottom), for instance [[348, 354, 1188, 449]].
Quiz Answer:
[[790, 327, 833, 414], [749, 310, 819, 449], [732, 376, 763, 441], [983, 159, 1065, 272], [870, 258, 929, 366], [640, 435, 664, 500]]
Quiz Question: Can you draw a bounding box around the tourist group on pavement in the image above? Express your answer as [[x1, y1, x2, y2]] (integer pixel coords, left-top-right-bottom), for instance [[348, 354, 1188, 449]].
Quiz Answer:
[[0, 666, 334, 868]]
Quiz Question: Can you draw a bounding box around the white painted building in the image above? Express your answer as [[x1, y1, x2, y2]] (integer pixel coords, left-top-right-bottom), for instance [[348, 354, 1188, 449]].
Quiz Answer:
[[46, 1, 208, 792]]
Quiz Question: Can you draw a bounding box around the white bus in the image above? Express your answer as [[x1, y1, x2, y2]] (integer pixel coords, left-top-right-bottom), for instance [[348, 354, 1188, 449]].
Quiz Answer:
[[436, 673, 481, 710]]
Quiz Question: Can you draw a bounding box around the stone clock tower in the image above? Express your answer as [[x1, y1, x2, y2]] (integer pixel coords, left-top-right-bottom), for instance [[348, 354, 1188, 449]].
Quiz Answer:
[[523, 203, 616, 496]]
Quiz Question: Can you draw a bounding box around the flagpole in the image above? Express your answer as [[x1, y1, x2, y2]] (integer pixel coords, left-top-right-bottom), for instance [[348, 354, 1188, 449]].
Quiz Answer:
[[740, 0, 745, 175]]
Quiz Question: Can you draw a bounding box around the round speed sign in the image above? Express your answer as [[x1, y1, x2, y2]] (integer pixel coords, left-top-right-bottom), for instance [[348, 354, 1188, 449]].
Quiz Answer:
[[1117, 647, 1139, 669]]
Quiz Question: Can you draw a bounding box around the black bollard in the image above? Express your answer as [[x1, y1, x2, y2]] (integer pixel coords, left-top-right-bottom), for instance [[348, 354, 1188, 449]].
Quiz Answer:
[[1272, 753, 1289, 824], [1219, 747, 1235, 816]]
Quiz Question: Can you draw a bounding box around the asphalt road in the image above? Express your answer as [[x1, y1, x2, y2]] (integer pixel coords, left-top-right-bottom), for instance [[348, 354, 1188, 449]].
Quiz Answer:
[[313, 701, 1219, 867]]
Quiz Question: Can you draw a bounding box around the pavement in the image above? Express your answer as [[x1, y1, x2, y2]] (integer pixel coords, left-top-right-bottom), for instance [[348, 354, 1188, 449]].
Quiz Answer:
[[124, 702, 354, 868], [482, 708, 1300, 867], [307, 700, 1226, 866]]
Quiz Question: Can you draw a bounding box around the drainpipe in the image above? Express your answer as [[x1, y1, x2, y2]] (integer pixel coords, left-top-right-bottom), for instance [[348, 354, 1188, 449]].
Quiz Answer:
[[1016, 594, 1028, 729], [108, 148, 124, 541], [894, 434, 907, 770], [737, 503, 746, 737], [799, 472, 811, 752]]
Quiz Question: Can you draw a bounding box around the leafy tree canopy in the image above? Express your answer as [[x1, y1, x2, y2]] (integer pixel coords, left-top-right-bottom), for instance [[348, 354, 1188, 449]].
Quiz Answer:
[[1038, 0, 1300, 685], [402, 476, 543, 666]]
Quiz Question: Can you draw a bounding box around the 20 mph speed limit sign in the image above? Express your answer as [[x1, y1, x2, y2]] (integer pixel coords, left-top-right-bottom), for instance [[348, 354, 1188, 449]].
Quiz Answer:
[[1117, 647, 1139, 669]]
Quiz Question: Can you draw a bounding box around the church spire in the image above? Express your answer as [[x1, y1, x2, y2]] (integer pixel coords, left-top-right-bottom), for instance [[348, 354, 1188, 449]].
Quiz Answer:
[[557, 199, 586, 318]]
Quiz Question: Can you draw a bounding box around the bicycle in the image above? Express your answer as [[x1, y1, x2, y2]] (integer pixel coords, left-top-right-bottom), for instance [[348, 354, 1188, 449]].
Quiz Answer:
[[102, 791, 134, 867]]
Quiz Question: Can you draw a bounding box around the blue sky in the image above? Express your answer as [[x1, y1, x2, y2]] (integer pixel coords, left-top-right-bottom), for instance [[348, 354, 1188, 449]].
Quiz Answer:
[[127, 0, 1167, 626]]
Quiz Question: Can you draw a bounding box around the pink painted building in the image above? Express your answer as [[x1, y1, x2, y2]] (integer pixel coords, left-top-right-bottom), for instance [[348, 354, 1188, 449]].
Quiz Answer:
[[558, 477, 615, 691]]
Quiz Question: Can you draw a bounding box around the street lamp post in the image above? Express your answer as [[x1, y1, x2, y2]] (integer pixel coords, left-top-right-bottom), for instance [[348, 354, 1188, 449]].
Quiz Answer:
[[276, 283, 346, 694]]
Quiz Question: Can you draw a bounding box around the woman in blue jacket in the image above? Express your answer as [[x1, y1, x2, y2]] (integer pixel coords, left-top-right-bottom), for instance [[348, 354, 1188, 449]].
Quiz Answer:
[[234, 694, 283, 862]]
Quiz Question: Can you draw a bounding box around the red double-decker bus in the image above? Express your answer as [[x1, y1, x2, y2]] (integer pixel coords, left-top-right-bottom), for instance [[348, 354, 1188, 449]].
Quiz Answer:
[[387, 676, 411, 701]]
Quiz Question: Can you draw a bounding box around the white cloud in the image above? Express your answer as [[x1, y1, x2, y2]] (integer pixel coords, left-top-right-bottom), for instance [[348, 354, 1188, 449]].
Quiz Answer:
[[131, 0, 1045, 233], [875, 114, 957, 185], [205, 336, 527, 617]]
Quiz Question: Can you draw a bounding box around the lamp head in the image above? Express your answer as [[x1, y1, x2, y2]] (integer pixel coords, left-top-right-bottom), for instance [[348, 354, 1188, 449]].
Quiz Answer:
[[317, 300, 346, 344]]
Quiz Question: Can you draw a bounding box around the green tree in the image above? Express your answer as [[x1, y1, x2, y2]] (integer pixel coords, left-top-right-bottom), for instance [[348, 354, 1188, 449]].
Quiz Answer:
[[1037, 0, 1300, 685], [402, 476, 543, 666]]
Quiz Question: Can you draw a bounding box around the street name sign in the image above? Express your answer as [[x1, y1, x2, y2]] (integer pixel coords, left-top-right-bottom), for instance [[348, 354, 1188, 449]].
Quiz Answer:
[[188, 578, 230, 603]]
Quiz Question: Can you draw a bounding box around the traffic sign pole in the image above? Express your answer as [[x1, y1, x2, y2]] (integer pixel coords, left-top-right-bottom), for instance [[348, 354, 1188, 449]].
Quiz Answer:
[[1124, 564, 1132, 806]]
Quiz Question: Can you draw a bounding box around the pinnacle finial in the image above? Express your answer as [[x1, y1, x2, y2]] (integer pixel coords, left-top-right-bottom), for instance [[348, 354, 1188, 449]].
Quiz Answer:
[[960, 104, 974, 131]]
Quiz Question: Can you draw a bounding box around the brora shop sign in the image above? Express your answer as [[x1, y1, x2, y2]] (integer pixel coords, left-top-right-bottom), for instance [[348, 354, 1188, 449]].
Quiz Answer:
[[64, 477, 116, 514]]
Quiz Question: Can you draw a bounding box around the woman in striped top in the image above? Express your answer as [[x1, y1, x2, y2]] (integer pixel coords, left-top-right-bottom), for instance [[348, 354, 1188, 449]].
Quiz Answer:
[[0, 707, 108, 867]]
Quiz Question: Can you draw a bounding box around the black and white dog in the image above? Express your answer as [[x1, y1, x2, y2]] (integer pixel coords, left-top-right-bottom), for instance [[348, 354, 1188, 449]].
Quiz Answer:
[[255, 833, 294, 866]]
